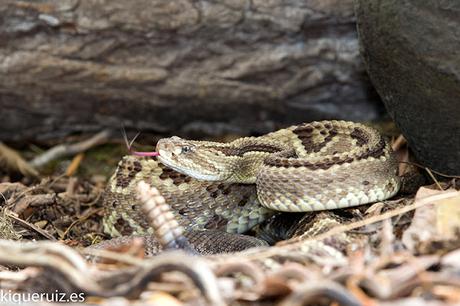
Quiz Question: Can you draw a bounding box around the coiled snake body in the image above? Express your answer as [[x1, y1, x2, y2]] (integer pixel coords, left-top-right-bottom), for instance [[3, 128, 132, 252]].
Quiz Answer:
[[103, 121, 400, 240]]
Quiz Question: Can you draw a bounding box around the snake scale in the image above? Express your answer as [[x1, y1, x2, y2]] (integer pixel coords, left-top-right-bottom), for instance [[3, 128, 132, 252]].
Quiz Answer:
[[102, 121, 400, 252]]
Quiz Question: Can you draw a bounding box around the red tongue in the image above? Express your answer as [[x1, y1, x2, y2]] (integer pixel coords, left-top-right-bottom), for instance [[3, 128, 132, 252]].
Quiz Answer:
[[131, 151, 160, 157]]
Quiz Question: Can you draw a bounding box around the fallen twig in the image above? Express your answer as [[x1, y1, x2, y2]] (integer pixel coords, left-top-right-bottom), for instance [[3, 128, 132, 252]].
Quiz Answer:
[[5, 210, 56, 241], [279, 281, 361, 306], [82, 247, 146, 266], [424, 167, 444, 190], [65, 153, 85, 176], [30, 129, 112, 168], [400, 161, 460, 179], [391, 134, 407, 151], [0, 240, 224, 304], [11, 193, 56, 215], [60, 207, 103, 240], [0, 142, 39, 177]]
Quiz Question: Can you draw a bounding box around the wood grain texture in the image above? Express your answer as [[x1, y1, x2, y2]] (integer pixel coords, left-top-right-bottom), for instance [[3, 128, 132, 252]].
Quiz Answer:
[[0, 0, 383, 141]]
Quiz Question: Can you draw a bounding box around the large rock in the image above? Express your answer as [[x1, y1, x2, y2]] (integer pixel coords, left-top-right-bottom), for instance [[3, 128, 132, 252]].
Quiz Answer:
[[355, 0, 460, 175], [0, 0, 382, 141]]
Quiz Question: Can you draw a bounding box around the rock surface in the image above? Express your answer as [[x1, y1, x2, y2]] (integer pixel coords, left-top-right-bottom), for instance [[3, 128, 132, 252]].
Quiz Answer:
[[0, 0, 383, 141], [356, 0, 460, 175]]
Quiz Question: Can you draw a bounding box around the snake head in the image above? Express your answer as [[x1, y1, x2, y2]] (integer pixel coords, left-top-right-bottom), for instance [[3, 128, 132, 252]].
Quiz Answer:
[[156, 136, 233, 181]]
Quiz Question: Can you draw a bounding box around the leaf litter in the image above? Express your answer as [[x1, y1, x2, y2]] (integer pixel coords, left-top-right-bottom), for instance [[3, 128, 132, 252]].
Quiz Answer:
[[0, 131, 459, 305]]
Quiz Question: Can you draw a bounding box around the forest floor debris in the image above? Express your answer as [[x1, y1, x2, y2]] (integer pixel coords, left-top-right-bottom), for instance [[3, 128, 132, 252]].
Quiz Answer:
[[0, 132, 459, 305]]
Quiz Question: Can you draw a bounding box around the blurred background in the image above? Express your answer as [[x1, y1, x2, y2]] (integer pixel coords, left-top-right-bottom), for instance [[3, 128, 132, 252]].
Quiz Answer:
[[1, 0, 459, 177], [0, 0, 385, 141]]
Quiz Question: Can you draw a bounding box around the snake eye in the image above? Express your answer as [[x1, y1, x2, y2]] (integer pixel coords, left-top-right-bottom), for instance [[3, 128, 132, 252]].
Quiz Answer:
[[181, 146, 193, 154]]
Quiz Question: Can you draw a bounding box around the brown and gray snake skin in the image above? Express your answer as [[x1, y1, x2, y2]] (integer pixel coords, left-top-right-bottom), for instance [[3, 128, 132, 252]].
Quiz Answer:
[[101, 121, 400, 252]]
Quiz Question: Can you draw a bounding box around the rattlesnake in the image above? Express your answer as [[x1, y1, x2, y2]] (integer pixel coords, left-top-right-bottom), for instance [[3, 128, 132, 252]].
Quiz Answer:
[[102, 121, 400, 250]]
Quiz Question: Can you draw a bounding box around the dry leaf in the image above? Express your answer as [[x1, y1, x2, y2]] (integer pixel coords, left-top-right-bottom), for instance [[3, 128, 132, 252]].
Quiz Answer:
[[436, 194, 460, 237], [402, 187, 460, 251]]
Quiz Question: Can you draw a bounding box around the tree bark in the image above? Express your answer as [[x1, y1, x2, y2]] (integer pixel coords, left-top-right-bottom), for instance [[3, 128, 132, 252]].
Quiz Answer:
[[0, 0, 382, 141]]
